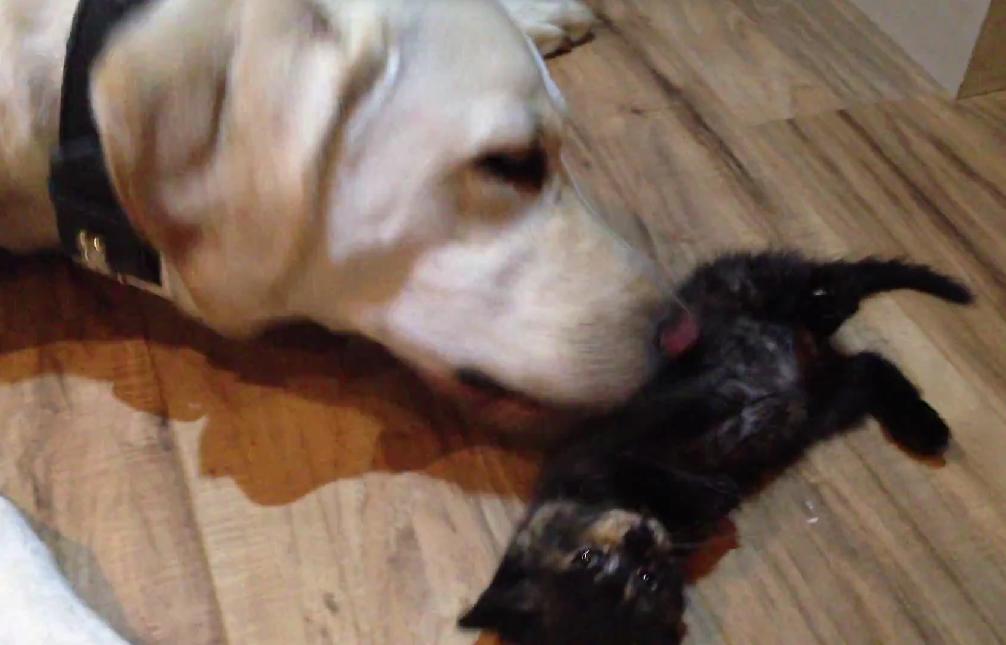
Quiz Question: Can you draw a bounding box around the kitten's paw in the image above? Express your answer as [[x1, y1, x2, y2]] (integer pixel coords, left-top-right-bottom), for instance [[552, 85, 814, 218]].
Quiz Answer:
[[499, 0, 596, 56], [884, 400, 951, 457]]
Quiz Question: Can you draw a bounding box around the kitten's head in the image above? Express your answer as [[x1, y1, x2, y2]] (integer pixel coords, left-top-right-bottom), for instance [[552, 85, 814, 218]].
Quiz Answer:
[[459, 501, 686, 644]]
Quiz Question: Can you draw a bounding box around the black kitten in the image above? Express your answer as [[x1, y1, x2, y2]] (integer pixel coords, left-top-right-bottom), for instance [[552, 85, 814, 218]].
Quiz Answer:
[[459, 252, 972, 644]]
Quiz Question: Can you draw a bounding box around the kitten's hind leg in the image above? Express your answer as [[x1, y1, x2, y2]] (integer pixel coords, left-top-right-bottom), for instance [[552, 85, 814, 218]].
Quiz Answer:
[[829, 352, 951, 456]]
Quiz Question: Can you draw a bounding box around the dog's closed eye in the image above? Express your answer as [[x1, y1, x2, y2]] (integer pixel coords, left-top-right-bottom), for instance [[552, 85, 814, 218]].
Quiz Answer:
[[475, 145, 548, 192]]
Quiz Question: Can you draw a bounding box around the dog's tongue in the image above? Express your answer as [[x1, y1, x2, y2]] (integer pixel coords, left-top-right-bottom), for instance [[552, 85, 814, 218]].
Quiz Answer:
[[659, 313, 699, 358]]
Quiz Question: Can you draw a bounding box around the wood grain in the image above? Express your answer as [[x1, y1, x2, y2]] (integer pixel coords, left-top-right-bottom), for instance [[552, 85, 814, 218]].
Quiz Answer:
[[846, 0, 991, 94], [960, 0, 1006, 98], [2, 0, 1005, 643], [0, 263, 225, 643]]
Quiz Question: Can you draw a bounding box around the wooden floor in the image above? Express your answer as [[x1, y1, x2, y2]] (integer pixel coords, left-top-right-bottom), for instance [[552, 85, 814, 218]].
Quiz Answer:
[[3, 1, 1006, 643]]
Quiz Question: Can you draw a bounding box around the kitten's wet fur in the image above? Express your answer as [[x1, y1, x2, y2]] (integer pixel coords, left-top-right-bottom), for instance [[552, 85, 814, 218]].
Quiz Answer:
[[459, 252, 972, 644]]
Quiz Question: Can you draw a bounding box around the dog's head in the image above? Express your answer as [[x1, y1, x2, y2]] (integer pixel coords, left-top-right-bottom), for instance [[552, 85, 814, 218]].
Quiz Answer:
[[90, 0, 668, 409]]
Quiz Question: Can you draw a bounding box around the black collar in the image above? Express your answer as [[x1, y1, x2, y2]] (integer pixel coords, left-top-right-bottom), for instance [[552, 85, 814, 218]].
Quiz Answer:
[[49, 0, 163, 289]]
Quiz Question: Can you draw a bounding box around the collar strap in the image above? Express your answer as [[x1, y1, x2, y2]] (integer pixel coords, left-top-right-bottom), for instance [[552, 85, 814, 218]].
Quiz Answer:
[[49, 0, 164, 291]]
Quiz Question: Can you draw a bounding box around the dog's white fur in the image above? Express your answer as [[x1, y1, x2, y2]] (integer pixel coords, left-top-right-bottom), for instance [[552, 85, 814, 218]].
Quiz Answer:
[[1, 0, 667, 410], [0, 1, 666, 640]]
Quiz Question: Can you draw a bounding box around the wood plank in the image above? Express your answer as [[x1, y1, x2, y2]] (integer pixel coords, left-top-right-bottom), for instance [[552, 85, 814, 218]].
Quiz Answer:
[[576, 0, 937, 126], [728, 0, 940, 108], [135, 312, 537, 644], [594, 0, 846, 124], [960, 0, 1006, 97], [0, 262, 225, 644], [846, 0, 991, 94]]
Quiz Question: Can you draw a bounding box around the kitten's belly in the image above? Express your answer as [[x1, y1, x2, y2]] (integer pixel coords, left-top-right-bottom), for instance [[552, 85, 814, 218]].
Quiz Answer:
[[692, 321, 808, 470], [715, 320, 803, 395]]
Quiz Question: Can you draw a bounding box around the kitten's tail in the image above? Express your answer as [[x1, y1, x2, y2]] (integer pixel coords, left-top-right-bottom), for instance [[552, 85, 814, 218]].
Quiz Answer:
[[804, 258, 973, 337], [837, 258, 974, 305]]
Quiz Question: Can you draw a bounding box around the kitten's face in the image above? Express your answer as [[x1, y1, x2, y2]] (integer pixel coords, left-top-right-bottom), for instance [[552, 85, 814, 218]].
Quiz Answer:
[[460, 501, 686, 644]]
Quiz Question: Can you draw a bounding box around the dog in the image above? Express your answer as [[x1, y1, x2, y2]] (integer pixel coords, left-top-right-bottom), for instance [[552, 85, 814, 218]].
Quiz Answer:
[[0, 0, 676, 641], [0, 0, 668, 416]]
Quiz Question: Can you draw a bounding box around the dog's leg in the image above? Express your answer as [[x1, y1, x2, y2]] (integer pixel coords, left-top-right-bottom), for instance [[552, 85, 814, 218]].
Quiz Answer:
[[0, 497, 128, 644], [497, 0, 596, 55]]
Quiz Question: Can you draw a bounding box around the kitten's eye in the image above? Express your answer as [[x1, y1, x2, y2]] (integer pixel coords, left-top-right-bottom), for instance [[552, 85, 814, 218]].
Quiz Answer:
[[636, 568, 660, 592], [572, 547, 604, 569], [475, 145, 548, 192]]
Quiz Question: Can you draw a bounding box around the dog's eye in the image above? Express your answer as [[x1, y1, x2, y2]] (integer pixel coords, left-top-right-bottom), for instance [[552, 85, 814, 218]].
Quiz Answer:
[[572, 547, 605, 569], [475, 146, 548, 191]]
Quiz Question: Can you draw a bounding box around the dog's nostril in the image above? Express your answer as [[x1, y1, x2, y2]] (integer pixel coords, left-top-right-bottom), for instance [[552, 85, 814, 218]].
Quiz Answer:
[[455, 368, 513, 397]]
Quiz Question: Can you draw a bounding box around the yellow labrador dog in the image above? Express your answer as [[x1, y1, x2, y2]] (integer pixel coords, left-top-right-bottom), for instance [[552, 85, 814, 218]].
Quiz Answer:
[[0, 0, 667, 641], [1, 0, 667, 411]]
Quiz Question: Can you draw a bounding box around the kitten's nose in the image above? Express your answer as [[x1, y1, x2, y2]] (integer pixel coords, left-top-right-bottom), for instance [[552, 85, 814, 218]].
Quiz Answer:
[[624, 523, 656, 555]]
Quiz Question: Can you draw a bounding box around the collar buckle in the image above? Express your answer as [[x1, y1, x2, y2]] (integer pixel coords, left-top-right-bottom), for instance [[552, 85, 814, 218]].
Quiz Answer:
[[50, 0, 164, 294], [76, 230, 112, 275]]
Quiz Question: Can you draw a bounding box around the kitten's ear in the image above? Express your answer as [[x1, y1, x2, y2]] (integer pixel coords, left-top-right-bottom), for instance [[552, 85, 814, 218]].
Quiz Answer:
[[613, 455, 739, 527], [459, 558, 542, 636]]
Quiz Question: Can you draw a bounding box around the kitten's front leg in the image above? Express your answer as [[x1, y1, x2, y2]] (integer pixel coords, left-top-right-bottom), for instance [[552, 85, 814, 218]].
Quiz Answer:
[[0, 497, 128, 644], [497, 0, 596, 56]]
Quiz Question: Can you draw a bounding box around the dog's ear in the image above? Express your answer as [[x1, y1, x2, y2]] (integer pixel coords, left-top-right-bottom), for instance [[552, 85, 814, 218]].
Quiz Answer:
[[91, 0, 389, 330]]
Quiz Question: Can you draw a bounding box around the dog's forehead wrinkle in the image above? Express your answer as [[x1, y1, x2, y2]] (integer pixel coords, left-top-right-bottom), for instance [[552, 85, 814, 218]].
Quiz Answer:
[[342, 42, 402, 150]]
